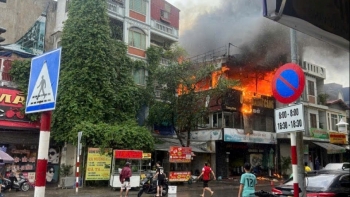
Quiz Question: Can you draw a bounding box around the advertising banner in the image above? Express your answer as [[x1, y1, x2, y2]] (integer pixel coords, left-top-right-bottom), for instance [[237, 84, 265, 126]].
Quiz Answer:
[[168, 171, 191, 182], [224, 128, 277, 144], [114, 150, 143, 159], [329, 132, 346, 144], [85, 148, 112, 180], [310, 128, 329, 139], [169, 146, 192, 163]]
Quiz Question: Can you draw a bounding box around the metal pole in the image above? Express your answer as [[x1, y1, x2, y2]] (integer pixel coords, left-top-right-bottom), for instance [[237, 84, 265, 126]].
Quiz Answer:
[[290, 132, 299, 197], [76, 131, 82, 193], [34, 111, 51, 197], [290, 28, 305, 197]]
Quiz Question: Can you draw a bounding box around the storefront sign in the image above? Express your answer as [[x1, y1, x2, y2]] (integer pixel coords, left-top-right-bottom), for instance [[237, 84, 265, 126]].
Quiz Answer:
[[85, 148, 112, 180], [168, 171, 191, 182], [114, 150, 143, 159], [329, 132, 346, 144], [169, 146, 192, 163], [0, 87, 40, 129], [221, 89, 242, 112], [224, 128, 277, 144], [190, 129, 222, 141], [142, 153, 151, 159], [310, 128, 329, 139]]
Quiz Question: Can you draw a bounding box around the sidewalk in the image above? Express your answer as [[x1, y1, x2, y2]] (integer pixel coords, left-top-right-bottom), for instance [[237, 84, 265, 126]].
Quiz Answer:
[[1, 179, 273, 197]]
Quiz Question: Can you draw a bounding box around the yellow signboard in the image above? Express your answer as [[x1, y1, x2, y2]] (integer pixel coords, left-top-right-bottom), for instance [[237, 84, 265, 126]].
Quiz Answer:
[[142, 153, 151, 159], [85, 148, 112, 180], [329, 132, 346, 144]]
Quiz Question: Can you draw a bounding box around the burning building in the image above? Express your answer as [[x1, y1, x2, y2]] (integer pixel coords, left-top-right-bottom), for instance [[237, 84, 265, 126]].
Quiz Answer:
[[185, 45, 285, 179]]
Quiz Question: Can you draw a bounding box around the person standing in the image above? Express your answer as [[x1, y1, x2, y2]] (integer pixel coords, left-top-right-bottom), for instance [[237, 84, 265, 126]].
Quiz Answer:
[[153, 161, 166, 197], [197, 162, 216, 197], [238, 163, 257, 197], [120, 162, 132, 197]]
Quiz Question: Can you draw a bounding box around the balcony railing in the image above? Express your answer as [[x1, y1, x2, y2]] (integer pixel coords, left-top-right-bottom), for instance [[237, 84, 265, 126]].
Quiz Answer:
[[107, 0, 125, 17], [150, 19, 179, 39]]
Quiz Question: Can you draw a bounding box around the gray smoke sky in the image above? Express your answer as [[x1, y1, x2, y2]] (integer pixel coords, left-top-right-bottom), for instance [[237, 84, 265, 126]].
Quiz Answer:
[[167, 0, 349, 87]]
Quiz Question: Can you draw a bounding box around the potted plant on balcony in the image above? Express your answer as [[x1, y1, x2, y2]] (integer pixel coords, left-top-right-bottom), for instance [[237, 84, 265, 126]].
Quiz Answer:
[[318, 93, 329, 105]]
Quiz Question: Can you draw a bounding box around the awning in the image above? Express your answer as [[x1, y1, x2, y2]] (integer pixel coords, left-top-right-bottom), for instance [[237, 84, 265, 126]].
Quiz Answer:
[[154, 137, 214, 153], [313, 142, 346, 154]]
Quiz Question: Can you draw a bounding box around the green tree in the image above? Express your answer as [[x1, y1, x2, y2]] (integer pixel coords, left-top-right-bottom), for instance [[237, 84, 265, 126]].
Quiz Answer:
[[147, 47, 239, 147]]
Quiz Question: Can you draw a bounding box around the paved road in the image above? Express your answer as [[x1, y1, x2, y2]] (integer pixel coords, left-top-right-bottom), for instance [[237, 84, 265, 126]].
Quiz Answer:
[[1, 180, 274, 197]]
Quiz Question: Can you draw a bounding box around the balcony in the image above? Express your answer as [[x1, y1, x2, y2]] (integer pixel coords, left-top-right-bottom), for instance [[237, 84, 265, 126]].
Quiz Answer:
[[107, 0, 125, 18], [302, 61, 326, 79], [150, 19, 179, 39]]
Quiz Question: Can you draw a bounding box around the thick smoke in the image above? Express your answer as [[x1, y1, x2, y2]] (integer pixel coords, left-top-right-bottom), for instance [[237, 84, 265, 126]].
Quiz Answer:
[[177, 0, 349, 86]]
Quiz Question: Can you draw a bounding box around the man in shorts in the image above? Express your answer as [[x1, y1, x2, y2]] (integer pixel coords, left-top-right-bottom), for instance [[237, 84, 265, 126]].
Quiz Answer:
[[120, 162, 132, 197], [238, 163, 257, 197], [197, 162, 216, 197], [153, 161, 166, 197]]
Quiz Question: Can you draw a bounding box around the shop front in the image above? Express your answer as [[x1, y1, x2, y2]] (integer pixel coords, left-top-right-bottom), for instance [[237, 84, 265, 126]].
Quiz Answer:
[[217, 128, 277, 178], [0, 87, 40, 184]]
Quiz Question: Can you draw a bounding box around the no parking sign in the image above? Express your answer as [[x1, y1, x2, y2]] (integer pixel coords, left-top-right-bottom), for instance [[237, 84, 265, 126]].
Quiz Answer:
[[272, 63, 305, 104]]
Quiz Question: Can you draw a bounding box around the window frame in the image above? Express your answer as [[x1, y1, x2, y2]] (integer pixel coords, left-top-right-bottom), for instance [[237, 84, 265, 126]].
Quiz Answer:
[[133, 67, 146, 86], [310, 113, 317, 128], [330, 114, 338, 131], [128, 27, 146, 50], [308, 80, 315, 96], [129, 0, 146, 15]]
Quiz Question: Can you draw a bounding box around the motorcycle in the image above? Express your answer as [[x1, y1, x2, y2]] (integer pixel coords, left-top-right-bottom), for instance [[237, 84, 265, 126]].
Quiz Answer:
[[138, 173, 168, 197], [1, 174, 30, 192]]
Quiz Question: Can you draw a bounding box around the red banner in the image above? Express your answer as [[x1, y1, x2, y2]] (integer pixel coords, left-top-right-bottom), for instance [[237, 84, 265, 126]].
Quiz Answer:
[[0, 87, 40, 129], [168, 171, 191, 182], [169, 146, 192, 163], [114, 150, 143, 159]]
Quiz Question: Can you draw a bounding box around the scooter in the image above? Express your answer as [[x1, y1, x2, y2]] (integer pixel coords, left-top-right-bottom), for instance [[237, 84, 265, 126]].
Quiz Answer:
[[138, 173, 168, 197], [1, 174, 30, 192]]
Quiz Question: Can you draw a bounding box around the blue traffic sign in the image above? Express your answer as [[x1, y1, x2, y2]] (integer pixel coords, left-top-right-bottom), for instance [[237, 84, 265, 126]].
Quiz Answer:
[[25, 48, 62, 114], [272, 63, 305, 104]]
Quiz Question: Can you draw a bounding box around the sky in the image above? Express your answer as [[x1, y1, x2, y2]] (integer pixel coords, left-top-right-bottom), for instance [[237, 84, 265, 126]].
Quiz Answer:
[[166, 0, 350, 88]]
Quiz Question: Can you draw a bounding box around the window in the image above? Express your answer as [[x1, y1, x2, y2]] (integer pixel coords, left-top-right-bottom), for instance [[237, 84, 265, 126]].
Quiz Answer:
[[0, 0, 6, 3], [308, 80, 315, 96], [128, 28, 146, 50], [224, 112, 233, 128], [198, 114, 210, 128], [330, 114, 338, 131], [310, 113, 317, 128], [213, 112, 222, 128], [130, 0, 146, 15], [161, 10, 169, 19], [133, 68, 146, 86], [252, 114, 266, 131], [65, 0, 70, 12]]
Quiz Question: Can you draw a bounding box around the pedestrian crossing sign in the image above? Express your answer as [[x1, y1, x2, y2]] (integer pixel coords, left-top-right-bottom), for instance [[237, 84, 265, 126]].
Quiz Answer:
[[25, 48, 61, 114]]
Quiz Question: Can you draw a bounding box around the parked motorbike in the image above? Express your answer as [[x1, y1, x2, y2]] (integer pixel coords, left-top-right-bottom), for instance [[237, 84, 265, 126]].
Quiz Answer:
[[138, 173, 168, 197], [1, 174, 30, 192]]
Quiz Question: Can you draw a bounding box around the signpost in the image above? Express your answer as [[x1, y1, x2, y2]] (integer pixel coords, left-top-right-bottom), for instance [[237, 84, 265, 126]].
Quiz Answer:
[[275, 104, 305, 133], [273, 63, 305, 197], [272, 63, 305, 104], [25, 48, 61, 197]]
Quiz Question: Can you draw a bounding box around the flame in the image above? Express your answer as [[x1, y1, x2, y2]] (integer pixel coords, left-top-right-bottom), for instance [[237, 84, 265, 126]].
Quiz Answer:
[[177, 62, 277, 115]]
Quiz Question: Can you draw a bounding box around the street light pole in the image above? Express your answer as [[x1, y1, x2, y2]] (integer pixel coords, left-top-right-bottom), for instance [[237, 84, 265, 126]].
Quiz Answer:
[[290, 28, 305, 197]]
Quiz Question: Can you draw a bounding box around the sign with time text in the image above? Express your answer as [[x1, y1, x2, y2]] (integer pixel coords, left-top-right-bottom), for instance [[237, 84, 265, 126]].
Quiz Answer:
[[274, 104, 305, 133]]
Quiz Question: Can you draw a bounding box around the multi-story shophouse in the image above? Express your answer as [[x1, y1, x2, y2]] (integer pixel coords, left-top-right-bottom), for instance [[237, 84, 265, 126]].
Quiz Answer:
[[0, 0, 57, 185], [278, 61, 348, 173], [324, 83, 350, 156], [1, 0, 180, 185], [52, 0, 180, 184]]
